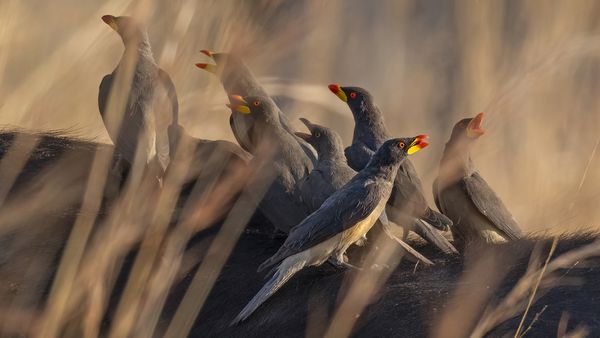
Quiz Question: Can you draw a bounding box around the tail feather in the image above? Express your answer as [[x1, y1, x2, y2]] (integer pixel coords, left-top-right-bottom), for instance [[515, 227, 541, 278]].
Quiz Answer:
[[422, 207, 452, 231], [414, 219, 458, 255], [232, 256, 307, 325]]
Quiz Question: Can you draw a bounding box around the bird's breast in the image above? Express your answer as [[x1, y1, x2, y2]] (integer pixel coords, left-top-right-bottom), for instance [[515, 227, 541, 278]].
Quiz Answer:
[[340, 199, 387, 248]]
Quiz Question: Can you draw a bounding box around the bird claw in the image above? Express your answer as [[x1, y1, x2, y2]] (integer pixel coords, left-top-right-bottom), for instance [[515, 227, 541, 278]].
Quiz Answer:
[[328, 257, 362, 271]]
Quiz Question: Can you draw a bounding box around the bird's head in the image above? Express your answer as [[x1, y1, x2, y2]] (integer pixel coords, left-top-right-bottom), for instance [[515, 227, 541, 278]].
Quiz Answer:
[[328, 84, 374, 117], [373, 135, 429, 167], [226, 95, 277, 122], [449, 112, 486, 145], [295, 118, 344, 157], [101, 15, 147, 43]]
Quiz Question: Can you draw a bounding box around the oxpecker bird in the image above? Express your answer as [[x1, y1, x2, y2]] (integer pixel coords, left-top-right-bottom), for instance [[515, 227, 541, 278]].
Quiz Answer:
[[328, 84, 457, 254], [295, 118, 434, 264], [232, 135, 429, 324], [195, 50, 317, 163], [98, 15, 178, 176], [228, 95, 313, 233], [433, 113, 522, 247]]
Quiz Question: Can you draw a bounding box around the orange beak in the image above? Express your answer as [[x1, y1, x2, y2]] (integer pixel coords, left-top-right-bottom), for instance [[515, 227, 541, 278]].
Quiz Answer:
[[467, 112, 485, 138]]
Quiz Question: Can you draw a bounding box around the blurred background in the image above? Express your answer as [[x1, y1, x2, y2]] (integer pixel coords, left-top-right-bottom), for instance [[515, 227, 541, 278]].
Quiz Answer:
[[1, 0, 599, 234]]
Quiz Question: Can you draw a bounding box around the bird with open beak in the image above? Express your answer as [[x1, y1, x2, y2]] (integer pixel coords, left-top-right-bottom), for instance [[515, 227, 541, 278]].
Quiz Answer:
[[195, 50, 317, 163], [433, 113, 522, 248], [231, 135, 429, 325], [328, 84, 457, 255], [227, 95, 314, 233], [98, 15, 178, 180]]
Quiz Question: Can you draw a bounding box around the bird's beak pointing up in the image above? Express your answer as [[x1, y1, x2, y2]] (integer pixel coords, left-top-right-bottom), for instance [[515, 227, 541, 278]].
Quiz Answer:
[[226, 95, 250, 114], [295, 118, 314, 141], [195, 63, 217, 74], [195, 50, 218, 74], [467, 112, 485, 138], [407, 135, 429, 155], [328, 84, 347, 102], [101, 15, 118, 32]]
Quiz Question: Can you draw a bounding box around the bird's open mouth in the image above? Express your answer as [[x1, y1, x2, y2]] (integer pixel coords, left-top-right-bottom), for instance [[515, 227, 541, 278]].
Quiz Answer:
[[467, 112, 485, 138], [226, 95, 250, 114], [195, 50, 218, 74], [407, 135, 429, 155], [101, 15, 118, 31], [295, 118, 314, 141], [328, 84, 347, 102]]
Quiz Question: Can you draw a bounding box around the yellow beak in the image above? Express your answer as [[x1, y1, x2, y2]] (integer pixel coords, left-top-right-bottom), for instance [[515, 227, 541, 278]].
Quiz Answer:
[[328, 84, 348, 102], [226, 103, 251, 114], [407, 135, 429, 155]]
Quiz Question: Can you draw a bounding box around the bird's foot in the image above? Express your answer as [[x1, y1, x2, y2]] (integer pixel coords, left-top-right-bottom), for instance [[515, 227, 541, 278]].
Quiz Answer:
[[328, 256, 362, 271], [354, 234, 368, 247]]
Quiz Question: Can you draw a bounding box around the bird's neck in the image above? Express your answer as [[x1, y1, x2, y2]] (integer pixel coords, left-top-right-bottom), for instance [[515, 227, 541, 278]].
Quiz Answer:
[[362, 156, 403, 182], [352, 102, 389, 149], [121, 36, 156, 69], [438, 141, 476, 184]]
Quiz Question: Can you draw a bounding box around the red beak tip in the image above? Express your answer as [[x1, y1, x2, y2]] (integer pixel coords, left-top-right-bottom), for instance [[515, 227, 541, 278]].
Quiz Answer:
[[200, 49, 213, 57], [195, 63, 207, 69], [420, 141, 430, 148], [328, 84, 340, 93]]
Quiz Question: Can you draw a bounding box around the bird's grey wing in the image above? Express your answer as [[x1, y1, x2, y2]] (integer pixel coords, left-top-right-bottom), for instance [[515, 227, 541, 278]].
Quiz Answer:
[[288, 180, 381, 253], [229, 114, 255, 153], [391, 159, 428, 212], [432, 178, 442, 212], [344, 143, 374, 171], [259, 180, 381, 271], [462, 172, 522, 239], [99, 72, 147, 163], [297, 169, 334, 211], [98, 74, 114, 119]]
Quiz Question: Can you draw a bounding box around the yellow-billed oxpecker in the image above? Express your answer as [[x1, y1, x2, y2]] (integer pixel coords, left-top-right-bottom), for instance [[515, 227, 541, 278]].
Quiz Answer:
[[328, 84, 457, 254], [196, 51, 317, 163], [295, 118, 433, 265], [228, 95, 314, 233], [231, 135, 429, 324], [98, 15, 178, 176], [433, 113, 522, 247]]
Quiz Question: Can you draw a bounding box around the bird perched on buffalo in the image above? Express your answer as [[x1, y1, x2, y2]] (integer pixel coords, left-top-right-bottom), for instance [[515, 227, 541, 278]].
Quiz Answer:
[[227, 95, 313, 233], [295, 118, 433, 266], [231, 135, 429, 324], [328, 84, 456, 254], [98, 15, 178, 178], [433, 112, 522, 248], [195, 50, 317, 163]]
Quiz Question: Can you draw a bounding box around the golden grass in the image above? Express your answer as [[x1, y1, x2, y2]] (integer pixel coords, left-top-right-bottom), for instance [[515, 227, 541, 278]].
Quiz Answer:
[[1, 0, 600, 337]]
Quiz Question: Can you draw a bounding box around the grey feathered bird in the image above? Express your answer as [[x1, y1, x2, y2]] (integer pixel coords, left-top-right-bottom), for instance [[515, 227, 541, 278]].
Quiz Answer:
[[98, 15, 178, 175], [232, 135, 429, 325], [328, 84, 457, 254], [295, 118, 434, 265], [228, 95, 313, 233], [195, 50, 317, 163], [433, 112, 522, 247]]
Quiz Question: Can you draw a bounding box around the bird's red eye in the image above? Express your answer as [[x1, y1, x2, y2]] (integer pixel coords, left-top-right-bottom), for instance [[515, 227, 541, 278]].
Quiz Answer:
[[399, 142, 405, 149], [252, 100, 260, 106], [350, 92, 357, 99]]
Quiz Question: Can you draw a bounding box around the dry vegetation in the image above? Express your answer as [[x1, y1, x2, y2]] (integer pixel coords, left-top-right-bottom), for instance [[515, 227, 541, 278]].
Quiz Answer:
[[0, 0, 599, 337]]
